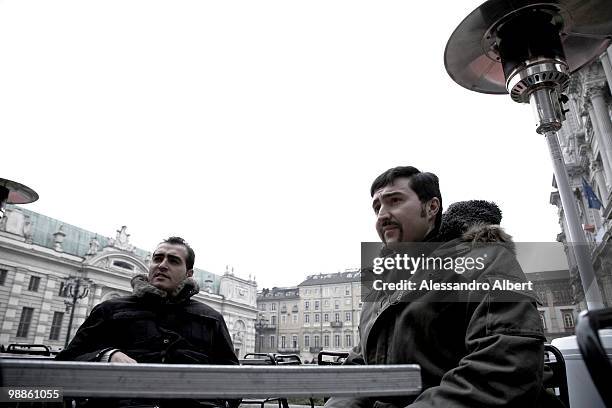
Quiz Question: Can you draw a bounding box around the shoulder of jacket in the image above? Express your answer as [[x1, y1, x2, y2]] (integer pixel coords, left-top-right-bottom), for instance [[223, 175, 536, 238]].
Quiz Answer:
[[184, 300, 224, 321]]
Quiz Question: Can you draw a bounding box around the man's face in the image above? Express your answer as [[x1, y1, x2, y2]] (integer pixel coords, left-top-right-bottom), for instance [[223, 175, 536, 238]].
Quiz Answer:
[[372, 177, 438, 243], [148, 242, 193, 293]]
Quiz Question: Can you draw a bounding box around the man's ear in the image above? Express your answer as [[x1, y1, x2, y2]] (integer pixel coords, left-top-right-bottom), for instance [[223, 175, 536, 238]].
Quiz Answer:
[[186, 269, 194, 278], [428, 197, 440, 220]]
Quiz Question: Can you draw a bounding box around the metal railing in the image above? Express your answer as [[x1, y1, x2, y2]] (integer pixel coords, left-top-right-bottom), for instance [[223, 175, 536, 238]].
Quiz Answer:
[[0, 359, 421, 399]]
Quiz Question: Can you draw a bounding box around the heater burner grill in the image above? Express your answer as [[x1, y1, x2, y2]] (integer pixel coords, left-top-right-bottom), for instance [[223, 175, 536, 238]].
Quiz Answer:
[[507, 59, 570, 103]]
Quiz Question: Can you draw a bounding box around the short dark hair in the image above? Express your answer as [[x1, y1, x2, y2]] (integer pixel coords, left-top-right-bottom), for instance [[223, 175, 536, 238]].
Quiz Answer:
[[370, 166, 443, 233], [161, 236, 195, 270]]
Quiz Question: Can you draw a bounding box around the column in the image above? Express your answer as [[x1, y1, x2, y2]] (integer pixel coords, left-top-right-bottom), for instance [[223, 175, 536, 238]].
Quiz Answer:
[[586, 99, 612, 186], [590, 86, 612, 162], [600, 52, 612, 95], [591, 161, 609, 203]]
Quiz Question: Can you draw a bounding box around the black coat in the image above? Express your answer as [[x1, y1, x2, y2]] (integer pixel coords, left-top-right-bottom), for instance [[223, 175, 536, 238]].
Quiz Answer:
[[57, 276, 239, 407], [57, 294, 238, 365]]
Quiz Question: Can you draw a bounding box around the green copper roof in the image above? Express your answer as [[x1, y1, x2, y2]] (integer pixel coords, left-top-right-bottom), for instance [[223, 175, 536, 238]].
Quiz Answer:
[[5, 205, 221, 294], [192, 268, 222, 293]]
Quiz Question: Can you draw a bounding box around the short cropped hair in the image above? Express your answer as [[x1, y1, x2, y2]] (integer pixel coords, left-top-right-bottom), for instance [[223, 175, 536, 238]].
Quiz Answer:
[[162, 236, 195, 270], [370, 166, 443, 233]]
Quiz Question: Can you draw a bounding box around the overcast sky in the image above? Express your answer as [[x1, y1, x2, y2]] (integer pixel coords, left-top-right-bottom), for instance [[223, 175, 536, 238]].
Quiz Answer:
[[1, 1, 564, 289]]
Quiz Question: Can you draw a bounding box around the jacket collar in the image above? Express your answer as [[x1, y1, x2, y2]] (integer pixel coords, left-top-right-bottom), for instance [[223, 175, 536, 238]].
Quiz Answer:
[[130, 274, 200, 303]]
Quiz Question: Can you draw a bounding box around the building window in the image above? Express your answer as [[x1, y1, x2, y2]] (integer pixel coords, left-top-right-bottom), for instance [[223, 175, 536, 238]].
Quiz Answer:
[[292, 335, 298, 348], [345, 312, 351, 321], [28, 276, 41, 292], [16, 307, 34, 338], [0, 269, 7, 286], [315, 313, 320, 323], [334, 313, 339, 322], [324, 313, 329, 323], [281, 335, 286, 348], [304, 301, 309, 310], [113, 260, 134, 271], [281, 315, 286, 324], [271, 303, 276, 311], [324, 299, 330, 308], [304, 335, 310, 347], [324, 334, 330, 347], [345, 286, 350, 296], [49, 311, 64, 340], [563, 311, 575, 329], [271, 315, 277, 325], [345, 334, 352, 347], [292, 314, 298, 323], [334, 335, 341, 348], [539, 312, 546, 330], [314, 335, 320, 347], [270, 335, 276, 349], [305, 314, 310, 323], [259, 335, 264, 349], [315, 301, 320, 310], [334, 300, 340, 310], [261, 304, 267, 311]]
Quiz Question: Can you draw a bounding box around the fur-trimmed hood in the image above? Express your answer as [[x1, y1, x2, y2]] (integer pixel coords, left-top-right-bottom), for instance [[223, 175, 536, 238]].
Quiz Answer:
[[130, 274, 200, 303], [437, 200, 514, 250]]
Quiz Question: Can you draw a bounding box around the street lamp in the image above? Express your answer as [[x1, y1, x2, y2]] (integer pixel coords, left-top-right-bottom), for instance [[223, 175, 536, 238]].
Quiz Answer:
[[63, 275, 94, 348], [444, 0, 612, 310], [0, 178, 38, 219], [254, 314, 268, 353]]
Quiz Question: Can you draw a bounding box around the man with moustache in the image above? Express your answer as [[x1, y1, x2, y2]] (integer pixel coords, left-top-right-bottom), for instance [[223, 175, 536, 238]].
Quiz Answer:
[[324, 166, 553, 408], [57, 236, 239, 408]]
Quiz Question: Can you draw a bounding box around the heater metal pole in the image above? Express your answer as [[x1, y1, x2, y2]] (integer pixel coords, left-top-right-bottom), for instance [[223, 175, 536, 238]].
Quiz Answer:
[[444, 0, 612, 310], [545, 130, 604, 310]]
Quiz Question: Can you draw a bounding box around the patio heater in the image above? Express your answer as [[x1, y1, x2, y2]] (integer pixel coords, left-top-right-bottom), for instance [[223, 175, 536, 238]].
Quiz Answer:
[[444, 0, 612, 310], [0, 178, 39, 219]]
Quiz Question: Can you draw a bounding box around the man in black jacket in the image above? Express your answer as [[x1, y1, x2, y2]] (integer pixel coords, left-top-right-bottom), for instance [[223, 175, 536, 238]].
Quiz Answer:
[[324, 166, 554, 408], [57, 236, 238, 407]]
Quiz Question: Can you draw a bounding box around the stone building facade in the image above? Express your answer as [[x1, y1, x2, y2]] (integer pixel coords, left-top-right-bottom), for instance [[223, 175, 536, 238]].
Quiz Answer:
[[255, 271, 361, 362], [529, 269, 578, 341], [255, 287, 301, 355], [549, 46, 612, 309], [0, 205, 258, 357]]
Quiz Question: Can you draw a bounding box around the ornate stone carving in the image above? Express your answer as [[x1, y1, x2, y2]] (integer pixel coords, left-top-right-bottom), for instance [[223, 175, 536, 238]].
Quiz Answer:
[[53, 225, 66, 252], [86, 236, 101, 256], [108, 226, 134, 252], [23, 216, 32, 244], [5, 208, 25, 236]]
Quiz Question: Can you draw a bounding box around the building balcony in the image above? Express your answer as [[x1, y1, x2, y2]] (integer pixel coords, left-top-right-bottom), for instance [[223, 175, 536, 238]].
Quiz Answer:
[[330, 321, 343, 328]]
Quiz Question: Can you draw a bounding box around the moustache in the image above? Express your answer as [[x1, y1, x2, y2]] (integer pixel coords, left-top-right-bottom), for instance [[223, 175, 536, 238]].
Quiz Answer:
[[382, 220, 401, 228]]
